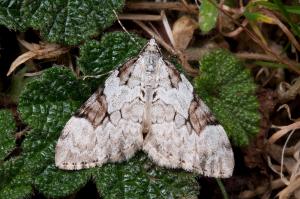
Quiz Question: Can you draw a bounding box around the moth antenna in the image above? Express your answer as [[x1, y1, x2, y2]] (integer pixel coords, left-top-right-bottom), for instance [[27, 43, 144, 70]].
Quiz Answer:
[[82, 70, 114, 80], [112, 9, 140, 47]]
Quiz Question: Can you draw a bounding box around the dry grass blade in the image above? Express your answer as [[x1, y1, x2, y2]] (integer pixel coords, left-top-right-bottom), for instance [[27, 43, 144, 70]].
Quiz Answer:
[[277, 177, 300, 199], [160, 10, 175, 47], [269, 121, 300, 144], [7, 39, 69, 76], [7, 51, 36, 76], [267, 119, 300, 198]]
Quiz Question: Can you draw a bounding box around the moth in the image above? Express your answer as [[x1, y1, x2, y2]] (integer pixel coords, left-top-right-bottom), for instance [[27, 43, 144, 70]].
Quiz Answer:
[[55, 39, 234, 178]]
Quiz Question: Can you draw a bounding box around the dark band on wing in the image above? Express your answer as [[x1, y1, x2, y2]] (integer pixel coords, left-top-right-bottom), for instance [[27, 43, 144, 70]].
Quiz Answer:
[[164, 60, 182, 88], [118, 58, 138, 84], [75, 88, 107, 127], [188, 96, 218, 134]]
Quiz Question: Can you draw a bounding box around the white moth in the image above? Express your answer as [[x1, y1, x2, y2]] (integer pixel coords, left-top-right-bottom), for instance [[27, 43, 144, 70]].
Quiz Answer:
[[55, 39, 234, 178]]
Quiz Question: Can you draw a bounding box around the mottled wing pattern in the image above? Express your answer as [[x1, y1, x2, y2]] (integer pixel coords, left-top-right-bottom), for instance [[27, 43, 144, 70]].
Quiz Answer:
[[55, 58, 145, 170], [142, 61, 234, 178], [56, 39, 234, 178]]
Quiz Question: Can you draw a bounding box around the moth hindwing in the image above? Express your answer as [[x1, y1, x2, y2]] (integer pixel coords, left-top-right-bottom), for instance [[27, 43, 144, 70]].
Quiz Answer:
[[55, 39, 234, 178]]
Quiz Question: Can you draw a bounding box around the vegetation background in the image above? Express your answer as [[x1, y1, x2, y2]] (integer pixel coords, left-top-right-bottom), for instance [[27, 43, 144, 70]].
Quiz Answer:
[[0, 0, 299, 198]]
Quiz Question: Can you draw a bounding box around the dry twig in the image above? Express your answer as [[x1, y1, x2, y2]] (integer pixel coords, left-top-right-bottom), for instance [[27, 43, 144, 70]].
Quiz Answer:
[[118, 14, 162, 21], [126, 2, 198, 14], [7, 39, 69, 76]]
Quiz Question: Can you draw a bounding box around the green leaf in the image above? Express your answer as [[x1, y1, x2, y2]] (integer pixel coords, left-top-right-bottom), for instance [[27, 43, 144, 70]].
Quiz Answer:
[[243, 11, 275, 24], [18, 66, 91, 133], [0, 128, 89, 199], [78, 32, 146, 76], [0, 158, 32, 199], [199, 0, 218, 33], [0, 0, 26, 30], [3, 65, 103, 199], [194, 49, 260, 146], [94, 152, 199, 199], [35, 165, 90, 198], [0, 67, 92, 199], [78, 31, 146, 91], [0, 0, 124, 45], [0, 110, 16, 160]]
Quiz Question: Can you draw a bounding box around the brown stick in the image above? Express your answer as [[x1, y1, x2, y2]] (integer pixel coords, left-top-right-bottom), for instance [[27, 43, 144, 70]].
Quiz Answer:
[[126, 2, 241, 14], [126, 2, 198, 14], [220, 19, 248, 37], [118, 14, 162, 21], [236, 52, 278, 61], [236, 52, 300, 71]]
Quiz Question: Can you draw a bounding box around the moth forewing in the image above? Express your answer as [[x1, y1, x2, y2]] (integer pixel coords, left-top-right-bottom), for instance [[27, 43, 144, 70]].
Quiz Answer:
[[55, 39, 234, 177]]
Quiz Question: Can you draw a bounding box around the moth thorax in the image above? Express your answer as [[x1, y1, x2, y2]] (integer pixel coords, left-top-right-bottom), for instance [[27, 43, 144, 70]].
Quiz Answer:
[[143, 56, 159, 76], [146, 64, 154, 73]]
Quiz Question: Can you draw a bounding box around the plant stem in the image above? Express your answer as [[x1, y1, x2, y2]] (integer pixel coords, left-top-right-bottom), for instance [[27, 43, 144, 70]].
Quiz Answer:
[[216, 178, 229, 199]]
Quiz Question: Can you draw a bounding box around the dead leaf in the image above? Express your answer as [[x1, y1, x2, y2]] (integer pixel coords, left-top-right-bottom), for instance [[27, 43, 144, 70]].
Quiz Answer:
[[172, 16, 198, 51]]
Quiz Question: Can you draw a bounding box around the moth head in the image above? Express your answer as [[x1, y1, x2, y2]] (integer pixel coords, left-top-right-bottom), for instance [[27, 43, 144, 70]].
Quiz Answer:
[[143, 39, 160, 54], [141, 39, 162, 73]]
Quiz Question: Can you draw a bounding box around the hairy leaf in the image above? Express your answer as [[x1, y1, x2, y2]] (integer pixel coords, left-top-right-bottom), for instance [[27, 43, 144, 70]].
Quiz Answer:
[[0, 110, 16, 160], [0, 128, 89, 199], [0, 67, 91, 199], [0, 0, 124, 45], [94, 152, 199, 199], [18, 66, 91, 133], [35, 165, 90, 198], [78, 32, 146, 76], [78, 32, 146, 90], [0, 158, 32, 199], [194, 49, 260, 146], [0, 0, 26, 30]]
